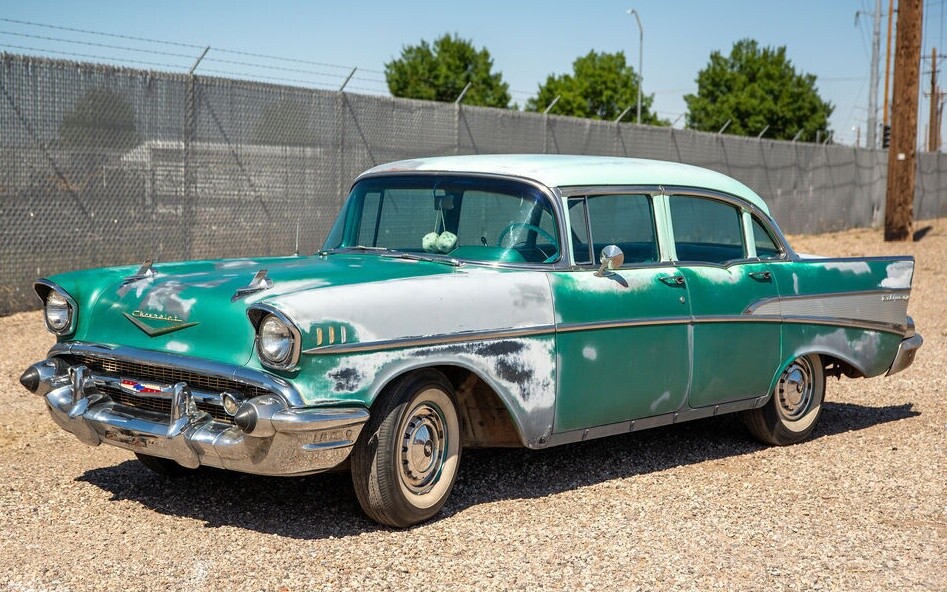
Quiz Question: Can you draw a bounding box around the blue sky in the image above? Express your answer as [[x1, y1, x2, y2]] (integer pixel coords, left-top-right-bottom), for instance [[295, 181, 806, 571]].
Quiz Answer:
[[1, 0, 943, 147]]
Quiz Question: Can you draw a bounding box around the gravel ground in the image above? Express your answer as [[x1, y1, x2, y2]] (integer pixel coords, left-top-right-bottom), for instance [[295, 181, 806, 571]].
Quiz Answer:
[[1, 220, 945, 592]]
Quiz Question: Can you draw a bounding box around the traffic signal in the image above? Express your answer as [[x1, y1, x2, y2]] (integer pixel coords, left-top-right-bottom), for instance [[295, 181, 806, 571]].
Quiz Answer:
[[882, 125, 891, 148]]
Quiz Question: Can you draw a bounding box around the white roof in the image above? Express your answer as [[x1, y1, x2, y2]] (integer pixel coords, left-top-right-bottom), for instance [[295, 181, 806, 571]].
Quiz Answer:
[[359, 154, 770, 214]]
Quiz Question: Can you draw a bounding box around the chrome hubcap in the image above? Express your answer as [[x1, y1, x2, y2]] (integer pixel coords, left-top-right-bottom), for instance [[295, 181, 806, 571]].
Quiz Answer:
[[400, 403, 446, 494], [776, 358, 814, 421]]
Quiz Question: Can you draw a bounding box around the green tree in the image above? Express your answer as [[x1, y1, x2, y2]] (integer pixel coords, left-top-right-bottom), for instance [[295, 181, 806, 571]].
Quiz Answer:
[[684, 39, 833, 141], [526, 50, 663, 124], [60, 88, 140, 150], [385, 33, 511, 108]]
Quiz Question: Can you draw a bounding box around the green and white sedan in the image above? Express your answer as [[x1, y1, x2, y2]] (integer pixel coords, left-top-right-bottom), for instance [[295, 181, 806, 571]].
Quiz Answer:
[[21, 155, 922, 527]]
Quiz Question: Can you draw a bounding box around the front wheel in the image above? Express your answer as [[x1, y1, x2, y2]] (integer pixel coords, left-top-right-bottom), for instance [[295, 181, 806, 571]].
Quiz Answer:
[[351, 369, 462, 527], [742, 353, 825, 446]]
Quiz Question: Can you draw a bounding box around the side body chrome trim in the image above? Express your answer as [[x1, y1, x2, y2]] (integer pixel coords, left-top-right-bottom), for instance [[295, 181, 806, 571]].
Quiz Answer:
[[49, 342, 306, 407], [746, 289, 912, 335], [304, 308, 907, 357], [304, 325, 557, 355], [745, 288, 911, 314]]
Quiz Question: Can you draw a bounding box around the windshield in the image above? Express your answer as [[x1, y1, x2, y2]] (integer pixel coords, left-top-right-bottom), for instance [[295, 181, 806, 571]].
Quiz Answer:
[[323, 175, 561, 264]]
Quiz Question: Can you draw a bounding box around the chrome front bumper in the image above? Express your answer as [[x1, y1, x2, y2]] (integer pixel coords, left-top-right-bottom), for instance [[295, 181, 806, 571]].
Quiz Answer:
[[21, 354, 368, 476]]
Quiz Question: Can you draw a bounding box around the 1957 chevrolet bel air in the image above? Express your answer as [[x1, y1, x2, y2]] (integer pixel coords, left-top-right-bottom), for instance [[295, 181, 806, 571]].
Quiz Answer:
[[21, 155, 922, 527]]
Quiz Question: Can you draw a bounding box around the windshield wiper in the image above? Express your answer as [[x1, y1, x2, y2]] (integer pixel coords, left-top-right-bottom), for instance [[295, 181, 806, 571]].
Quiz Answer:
[[323, 246, 460, 266], [382, 252, 461, 267]]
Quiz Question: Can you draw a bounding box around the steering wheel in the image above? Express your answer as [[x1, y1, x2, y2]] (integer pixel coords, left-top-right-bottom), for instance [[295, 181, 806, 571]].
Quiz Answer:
[[496, 223, 560, 263]]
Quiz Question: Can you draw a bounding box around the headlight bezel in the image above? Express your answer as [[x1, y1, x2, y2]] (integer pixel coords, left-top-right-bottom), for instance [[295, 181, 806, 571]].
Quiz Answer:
[[248, 305, 301, 371], [34, 280, 77, 336]]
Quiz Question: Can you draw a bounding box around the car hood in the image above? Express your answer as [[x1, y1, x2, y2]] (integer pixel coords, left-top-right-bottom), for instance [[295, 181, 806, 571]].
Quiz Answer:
[[50, 254, 453, 366]]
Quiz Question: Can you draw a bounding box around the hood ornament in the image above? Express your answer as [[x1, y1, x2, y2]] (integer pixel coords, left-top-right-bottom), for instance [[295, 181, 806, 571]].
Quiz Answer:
[[121, 259, 155, 286], [232, 269, 273, 301], [123, 310, 198, 337]]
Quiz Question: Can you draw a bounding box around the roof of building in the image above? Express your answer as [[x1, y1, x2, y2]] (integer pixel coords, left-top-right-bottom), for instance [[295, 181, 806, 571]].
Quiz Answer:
[[359, 154, 769, 214]]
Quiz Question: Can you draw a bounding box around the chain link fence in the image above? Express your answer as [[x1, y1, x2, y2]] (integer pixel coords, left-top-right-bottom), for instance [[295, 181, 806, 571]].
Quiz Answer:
[[2, 52, 946, 314]]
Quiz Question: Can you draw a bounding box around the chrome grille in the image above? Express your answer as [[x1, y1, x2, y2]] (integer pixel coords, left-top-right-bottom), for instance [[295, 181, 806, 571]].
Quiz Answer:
[[99, 384, 233, 424], [69, 355, 271, 398]]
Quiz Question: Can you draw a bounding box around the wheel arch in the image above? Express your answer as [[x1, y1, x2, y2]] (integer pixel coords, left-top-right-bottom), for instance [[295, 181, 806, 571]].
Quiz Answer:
[[766, 348, 865, 396], [364, 357, 532, 449]]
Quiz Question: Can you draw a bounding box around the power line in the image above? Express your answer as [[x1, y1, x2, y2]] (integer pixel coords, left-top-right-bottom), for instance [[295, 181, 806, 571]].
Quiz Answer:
[[0, 29, 197, 60], [0, 17, 204, 50], [0, 16, 384, 75], [0, 43, 188, 71]]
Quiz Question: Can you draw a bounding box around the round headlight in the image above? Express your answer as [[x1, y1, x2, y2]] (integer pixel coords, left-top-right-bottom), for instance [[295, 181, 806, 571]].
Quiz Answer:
[[45, 290, 72, 333], [258, 314, 293, 366]]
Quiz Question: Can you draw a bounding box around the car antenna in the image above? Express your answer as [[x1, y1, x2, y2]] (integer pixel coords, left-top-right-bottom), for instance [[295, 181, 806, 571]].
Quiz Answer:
[[294, 221, 300, 257]]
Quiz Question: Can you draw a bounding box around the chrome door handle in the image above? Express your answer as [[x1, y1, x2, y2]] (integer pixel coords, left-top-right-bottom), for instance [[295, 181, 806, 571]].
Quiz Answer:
[[749, 271, 772, 281], [660, 275, 685, 286]]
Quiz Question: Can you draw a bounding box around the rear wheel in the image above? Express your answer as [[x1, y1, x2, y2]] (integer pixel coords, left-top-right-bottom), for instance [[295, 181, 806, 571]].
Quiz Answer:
[[135, 453, 197, 477], [351, 369, 461, 528], [742, 354, 825, 446]]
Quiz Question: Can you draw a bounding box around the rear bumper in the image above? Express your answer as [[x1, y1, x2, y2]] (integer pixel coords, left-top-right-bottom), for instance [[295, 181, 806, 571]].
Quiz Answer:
[[21, 354, 368, 476], [887, 332, 923, 377]]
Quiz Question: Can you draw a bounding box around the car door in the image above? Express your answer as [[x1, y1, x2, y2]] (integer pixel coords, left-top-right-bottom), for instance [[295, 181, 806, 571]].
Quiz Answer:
[[666, 193, 783, 408], [550, 193, 691, 433]]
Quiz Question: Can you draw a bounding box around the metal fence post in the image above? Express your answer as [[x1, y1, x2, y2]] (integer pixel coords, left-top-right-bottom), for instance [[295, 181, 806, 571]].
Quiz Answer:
[[182, 75, 195, 260], [182, 47, 208, 260]]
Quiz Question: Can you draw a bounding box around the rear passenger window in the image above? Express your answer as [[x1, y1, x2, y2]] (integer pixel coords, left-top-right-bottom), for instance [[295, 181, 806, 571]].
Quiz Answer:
[[669, 195, 745, 264], [751, 217, 781, 259], [574, 194, 657, 265]]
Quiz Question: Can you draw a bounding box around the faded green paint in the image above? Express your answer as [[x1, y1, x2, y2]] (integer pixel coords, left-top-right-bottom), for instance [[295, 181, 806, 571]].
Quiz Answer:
[[780, 324, 901, 379], [681, 263, 781, 407], [47, 254, 454, 368], [549, 267, 691, 432], [767, 257, 913, 296]]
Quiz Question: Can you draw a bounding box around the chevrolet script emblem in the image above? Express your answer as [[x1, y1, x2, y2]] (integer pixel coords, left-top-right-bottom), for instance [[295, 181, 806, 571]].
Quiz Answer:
[[124, 310, 198, 337]]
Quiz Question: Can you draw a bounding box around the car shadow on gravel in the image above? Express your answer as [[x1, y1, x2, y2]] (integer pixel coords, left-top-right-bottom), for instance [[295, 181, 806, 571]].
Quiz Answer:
[[76, 401, 917, 538]]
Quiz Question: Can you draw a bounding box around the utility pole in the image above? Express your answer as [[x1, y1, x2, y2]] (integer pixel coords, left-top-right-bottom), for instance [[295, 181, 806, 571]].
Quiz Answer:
[[882, 0, 895, 137], [627, 9, 644, 125], [868, 0, 883, 148], [929, 48, 939, 151], [885, 0, 923, 242]]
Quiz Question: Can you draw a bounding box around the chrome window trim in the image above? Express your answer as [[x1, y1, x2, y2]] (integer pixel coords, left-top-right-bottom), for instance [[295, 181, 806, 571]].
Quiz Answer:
[[557, 184, 796, 266], [342, 171, 572, 270], [34, 279, 78, 336], [661, 185, 795, 260], [747, 212, 787, 261], [564, 192, 662, 270], [48, 342, 305, 407], [666, 193, 749, 263], [247, 303, 303, 371]]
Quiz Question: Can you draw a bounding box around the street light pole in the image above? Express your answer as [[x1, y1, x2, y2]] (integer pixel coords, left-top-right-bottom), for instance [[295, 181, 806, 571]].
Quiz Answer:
[[627, 9, 643, 125]]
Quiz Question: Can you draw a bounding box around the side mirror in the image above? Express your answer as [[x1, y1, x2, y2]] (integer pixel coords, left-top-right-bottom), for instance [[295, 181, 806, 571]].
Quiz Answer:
[[595, 245, 624, 276]]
